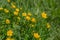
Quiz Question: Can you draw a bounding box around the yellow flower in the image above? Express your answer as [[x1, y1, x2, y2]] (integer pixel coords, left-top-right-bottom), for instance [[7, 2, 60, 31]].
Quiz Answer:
[[4, 9, 9, 13], [41, 12, 47, 18], [6, 19, 10, 24], [31, 18, 36, 22], [7, 30, 13, 36], [27, 12, 32, 16], [7, 0, 10, 3], [11, 5, 16, 8], [22, 13, 27, 16], [6, 38, 11, 40], [16, 8, 19, 12], [47, 23, 51, 28], [6, 38, 14, 40], [14, 11, 19, 16], [34, 33, 40, 38], [17, 16, 20, 20], [11, 3, 16, 8], [0, 7, 3, 10], [26, 16, 31, 20]]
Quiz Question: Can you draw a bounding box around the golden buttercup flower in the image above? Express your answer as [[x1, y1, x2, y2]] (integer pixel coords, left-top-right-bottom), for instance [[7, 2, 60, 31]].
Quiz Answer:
[[6, 38, 11, 40], [6, 19, 10, 24], [31, 18, 36, 22], [14, 11, 19, 16], [7, 0, 10, 3], [27, 12, 32, 16], [41, 12, 47, 18], [4, 9, 9, 13], [6, 38, 14, 40], [26, 16, 31, 20], [22, 13, 27, 16], [47, 23, 51, 28], [34, 33, 40, 38], [11, 5, 16, 8], [0, 7, 3, 10], [7, 30, 13, 36], [11, 3, 16, 8], [16, 8, 19, 12]]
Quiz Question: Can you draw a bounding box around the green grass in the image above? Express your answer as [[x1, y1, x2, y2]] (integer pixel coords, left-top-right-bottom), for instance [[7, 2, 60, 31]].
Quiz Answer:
[[0, 0, 60, 40]]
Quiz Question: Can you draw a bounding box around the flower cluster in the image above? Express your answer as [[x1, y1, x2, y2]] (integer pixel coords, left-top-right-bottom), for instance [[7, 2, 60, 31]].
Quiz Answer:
[[0, 0, 53, 40]]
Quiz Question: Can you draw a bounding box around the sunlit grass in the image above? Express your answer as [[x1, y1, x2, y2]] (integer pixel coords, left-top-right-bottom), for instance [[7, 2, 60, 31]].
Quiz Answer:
[[0, 0, 60, 40]]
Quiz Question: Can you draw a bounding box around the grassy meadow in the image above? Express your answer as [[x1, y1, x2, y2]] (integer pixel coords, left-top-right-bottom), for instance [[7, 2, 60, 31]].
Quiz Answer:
[[0, 0, 60, 40]]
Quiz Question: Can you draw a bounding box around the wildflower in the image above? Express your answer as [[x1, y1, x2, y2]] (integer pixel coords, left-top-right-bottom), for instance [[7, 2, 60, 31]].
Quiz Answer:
[[6, 38, 14, 40], [16, 8, 19, 12], [26, 16, 30, 20], [47, 23, 51, 28], [34, 33, 40, 38], [7, 30, 13, 36], [0, 7, 3, 10], [11, 3, 16, 8], [17, 16, 20, 20], [27, 12, 32, 16], [6, 19, 10, 24], [11, 5, 16, 8], [6, 37, 11, 40], [22, 13, 27, 16], [31, 18, 36, 22], [14, 11, 18, 16], [41, 12, 47, 18], [7, 0, 10, 3], [4, 9, 9, 13]]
